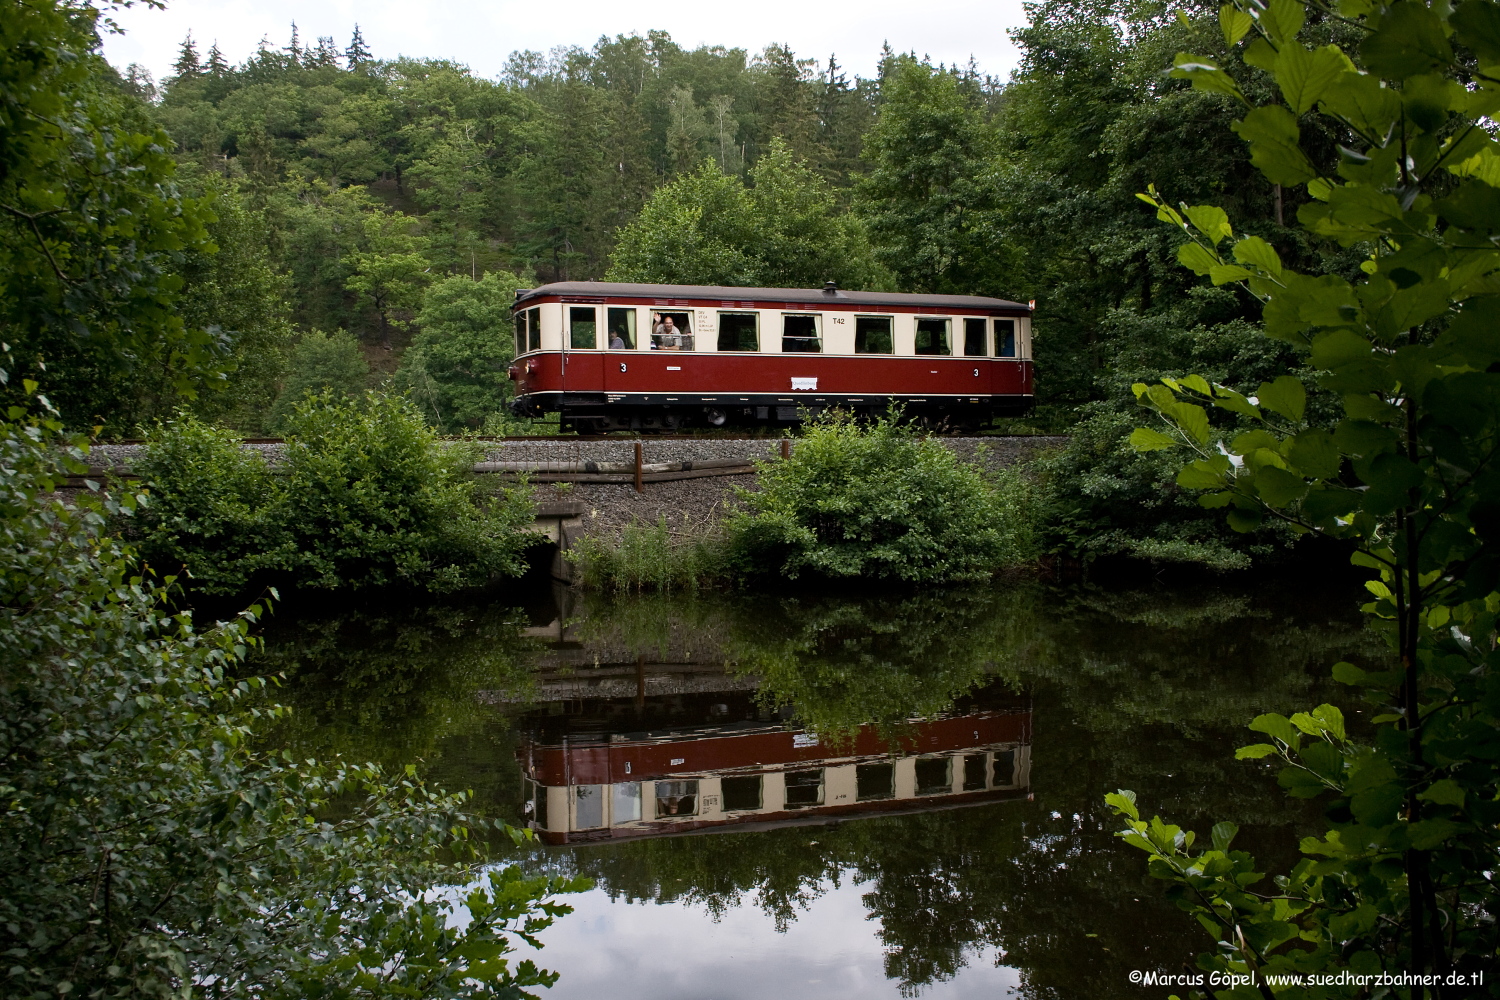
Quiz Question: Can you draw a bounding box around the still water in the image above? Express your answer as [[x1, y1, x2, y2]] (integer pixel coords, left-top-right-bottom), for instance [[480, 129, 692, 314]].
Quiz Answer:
[[257, 572, 1383, 998]]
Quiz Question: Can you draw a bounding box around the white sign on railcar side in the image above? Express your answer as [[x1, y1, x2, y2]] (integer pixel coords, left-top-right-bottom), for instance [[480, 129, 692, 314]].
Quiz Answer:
[[694, 309, 717, 336], [791, 377, 818, 391]]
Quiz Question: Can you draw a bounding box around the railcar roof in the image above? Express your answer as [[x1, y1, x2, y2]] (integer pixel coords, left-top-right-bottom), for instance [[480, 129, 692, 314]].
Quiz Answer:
[[513, 281, 1030, 312]]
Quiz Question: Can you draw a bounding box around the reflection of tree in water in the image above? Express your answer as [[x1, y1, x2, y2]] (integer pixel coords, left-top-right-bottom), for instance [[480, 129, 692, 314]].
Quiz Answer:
[[539, 578, 1385, 998], [250, 595, 539, 821]]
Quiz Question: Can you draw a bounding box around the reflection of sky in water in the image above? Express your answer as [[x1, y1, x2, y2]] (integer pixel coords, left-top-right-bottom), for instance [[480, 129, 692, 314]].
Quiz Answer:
[[528, 879, 1021, 1000]]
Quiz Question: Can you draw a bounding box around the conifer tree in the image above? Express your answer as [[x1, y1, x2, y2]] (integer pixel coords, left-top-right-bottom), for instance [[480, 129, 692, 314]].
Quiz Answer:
[[345, 24, 371, 69], [284, 22, 301, 63], [204, 42, 228, 77], [172, 33, 201, 78]]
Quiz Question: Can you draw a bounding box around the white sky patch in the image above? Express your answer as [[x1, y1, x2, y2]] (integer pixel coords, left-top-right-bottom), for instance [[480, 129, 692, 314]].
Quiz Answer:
[[100, 0, 1031, 86], [532, 879, 1023, 999]]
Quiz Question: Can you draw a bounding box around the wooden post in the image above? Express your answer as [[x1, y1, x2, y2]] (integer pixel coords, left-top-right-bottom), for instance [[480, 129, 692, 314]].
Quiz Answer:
[[781, 438, 791, 460], [634, 441, 643, 493]]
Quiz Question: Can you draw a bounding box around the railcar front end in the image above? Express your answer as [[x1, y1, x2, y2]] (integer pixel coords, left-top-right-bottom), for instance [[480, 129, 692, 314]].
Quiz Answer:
[[507, 281, 1035, 432]]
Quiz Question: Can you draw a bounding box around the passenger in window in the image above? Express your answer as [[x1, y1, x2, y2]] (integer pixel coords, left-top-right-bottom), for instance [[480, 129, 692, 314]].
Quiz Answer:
[[610, 331, 626, 349]]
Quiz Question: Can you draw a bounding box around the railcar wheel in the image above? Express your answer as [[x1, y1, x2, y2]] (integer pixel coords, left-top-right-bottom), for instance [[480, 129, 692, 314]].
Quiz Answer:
[[704, 408, 728, 427]]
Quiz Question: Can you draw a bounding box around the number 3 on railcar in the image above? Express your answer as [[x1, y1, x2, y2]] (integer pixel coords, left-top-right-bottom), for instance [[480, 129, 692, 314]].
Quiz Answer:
[[506, 281, 1034, 433]]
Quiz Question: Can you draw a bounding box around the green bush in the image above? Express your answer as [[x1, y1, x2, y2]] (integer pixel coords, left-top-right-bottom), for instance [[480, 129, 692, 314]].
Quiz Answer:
[[134, 393, 538, 594], [568, 517, 729, 593], [1, 386, 585, 998], [727, 412, 1037, 582]]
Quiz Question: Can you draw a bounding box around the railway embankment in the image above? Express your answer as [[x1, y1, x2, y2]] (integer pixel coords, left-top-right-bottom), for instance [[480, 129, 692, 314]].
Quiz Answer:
[[86, 434, 1067, 542]]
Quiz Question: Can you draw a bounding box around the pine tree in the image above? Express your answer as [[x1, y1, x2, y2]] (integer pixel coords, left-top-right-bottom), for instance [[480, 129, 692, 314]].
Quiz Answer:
[[310, 36, 341, 68], [345, 24, 371, 69], [205, 42, 229, 77], [172, 33, 201, 78], [284, 22, 301, 63]]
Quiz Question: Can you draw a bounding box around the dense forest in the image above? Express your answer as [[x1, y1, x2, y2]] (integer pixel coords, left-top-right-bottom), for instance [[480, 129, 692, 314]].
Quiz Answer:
[[9, 0, 1347, 438]]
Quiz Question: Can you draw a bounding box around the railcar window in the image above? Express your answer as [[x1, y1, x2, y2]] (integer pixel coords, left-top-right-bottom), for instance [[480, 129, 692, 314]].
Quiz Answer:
[[995, 319, 1017, 357], [526, 307, 541, 352], [963, 754, 987, 791], [784, 769, 824, 809], [650, 311, 694, 351], [655, 780, 699, 817], [964, 318, 987, 356], [569, 306, 597, 349], [513, 310, 528, 356], [611, 782, 641, 823], [854, 316, 893, 354], [721, 775, 762, 811], [717, 312, 759, 352], [606, 307, 635, 349], [914, 318, 951, 355], [915, 756, 952, 795], [524, 779, 547, 827], [782, 313, 821, 353], [574, 784, 605, 829], [856, 762, 895, 801], [993, 749, 1017, 786]]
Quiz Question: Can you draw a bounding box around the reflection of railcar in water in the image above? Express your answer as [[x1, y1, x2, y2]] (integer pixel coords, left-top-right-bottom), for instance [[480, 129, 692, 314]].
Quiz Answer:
[[516, 687, 1032, 845], [507, 281, 1035, 433]]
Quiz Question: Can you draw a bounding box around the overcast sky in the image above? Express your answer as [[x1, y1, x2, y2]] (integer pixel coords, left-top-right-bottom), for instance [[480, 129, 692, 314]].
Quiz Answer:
[[100, 0, 1033, 86]]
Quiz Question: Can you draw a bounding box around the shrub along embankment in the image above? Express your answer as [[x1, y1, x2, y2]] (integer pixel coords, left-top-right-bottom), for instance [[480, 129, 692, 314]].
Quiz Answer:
[[567, 412, 1041, 591], [129, 393, 537, 596]]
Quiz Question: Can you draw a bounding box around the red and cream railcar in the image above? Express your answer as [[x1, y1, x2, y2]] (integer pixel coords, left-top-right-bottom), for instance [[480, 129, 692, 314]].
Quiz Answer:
[[507, 281, 1034, 432]]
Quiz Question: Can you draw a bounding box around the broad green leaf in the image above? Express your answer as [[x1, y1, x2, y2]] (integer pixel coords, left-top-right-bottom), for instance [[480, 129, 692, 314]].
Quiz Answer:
[[1252, 465, 1309, 507], [1256, 376, 1307, 421], [1231, 429, 1281, 454], [1177, 241, 1221, 275], [1129, 427, 1179, 451], [1211, 263, 1254, 284], [1211, 821, 1240, 852], [1178, 459, 1229, 489], [1235, 743, 1281, 759], [1448, 144, 1500, 189], [1276, 44, 1354, 114], [1233, 106, 1319, 186], [1221, 4, 1253, 46], [1310, 329, 1373, 369], [1320, 72, 1400, 141], [1105, 789, 1141, 819], [1170, 54, 1247, 102], [1169, 401, 1212, 444], [1332, 660, 1368, 684], [1250, 712, 1298, 745], [1437, 180, 1500, 231], [1260, 0, 1307, 43], [1287, 429, 1342, 478], [1451, 0, 1500, 64], [1361, 3, 1453, 79], [1232, 235, 1284, 277], [1408, 818, 1460, 850], [1418, 779, 1466, 808], [1185, 204, 1233, 245]]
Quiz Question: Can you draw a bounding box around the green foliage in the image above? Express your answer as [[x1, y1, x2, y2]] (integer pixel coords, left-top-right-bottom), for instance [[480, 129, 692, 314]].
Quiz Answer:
[[0, 384, 586, 999], [568, 516, 729, 593], [133, 394, 538, 595], [266, 328, 370, 433], [395, 272, 528, 431], [345, 210, 433, 348], [727, 412, 1037, 582], [1108, 1, 1500, 989], [856, 57, 1004, 295], [0, 0, 222, 431], [606, 139, 887, 288]]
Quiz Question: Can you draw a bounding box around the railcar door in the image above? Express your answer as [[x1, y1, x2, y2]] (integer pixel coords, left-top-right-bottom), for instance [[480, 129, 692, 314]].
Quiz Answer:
[[563, 304, 605, 396]]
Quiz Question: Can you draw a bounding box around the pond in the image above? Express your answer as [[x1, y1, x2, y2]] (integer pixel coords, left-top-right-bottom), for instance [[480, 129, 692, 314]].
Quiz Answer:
[[255, 569, 1384, 999]]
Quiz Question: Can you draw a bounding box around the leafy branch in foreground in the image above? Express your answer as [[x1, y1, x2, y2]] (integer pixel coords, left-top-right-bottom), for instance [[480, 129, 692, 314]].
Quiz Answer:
[[0, 377, 589, 998], [1107, 0, 1500, 995]]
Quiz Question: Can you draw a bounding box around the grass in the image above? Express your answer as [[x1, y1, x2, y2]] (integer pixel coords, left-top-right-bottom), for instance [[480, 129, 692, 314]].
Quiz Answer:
[[567, 517, 730, 593]]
